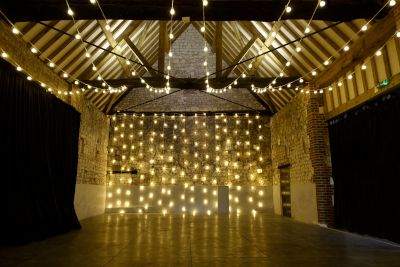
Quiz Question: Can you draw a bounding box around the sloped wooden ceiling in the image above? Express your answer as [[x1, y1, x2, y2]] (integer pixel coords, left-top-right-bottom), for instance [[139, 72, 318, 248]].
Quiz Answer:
[[0, 0, 390, 114]]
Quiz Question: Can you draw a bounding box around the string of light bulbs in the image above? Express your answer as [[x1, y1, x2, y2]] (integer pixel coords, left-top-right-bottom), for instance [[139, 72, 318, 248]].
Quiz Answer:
[[201, 0, 211, 92], [205, 0, 293, 94], [87, 0, 174, 94], [251, 0, 325, 94], [0, 10, 128, 96], [251, 0, 398, 95], [65, 0, 118, 92]]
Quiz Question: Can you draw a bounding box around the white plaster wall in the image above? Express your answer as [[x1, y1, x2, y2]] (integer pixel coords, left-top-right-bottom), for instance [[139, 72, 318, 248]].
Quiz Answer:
[[74, 184, 106, 220], [290, 183, 318, 224], [273, 184, 282, 215]]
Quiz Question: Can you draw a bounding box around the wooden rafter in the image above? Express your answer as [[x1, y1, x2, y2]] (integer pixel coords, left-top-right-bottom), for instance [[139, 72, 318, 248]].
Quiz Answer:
[[103, 22, 191, 113], [247, 21, 283, 75], [78, 21, 143, 79], [315, 5, 400, 88], [242, 22, 301, 76], [124, 37, 158, 77], [158, 21, 167, 73], [215, 22, 223, 78], [98, 20, 131, 77], [223, 35, 257, 78]]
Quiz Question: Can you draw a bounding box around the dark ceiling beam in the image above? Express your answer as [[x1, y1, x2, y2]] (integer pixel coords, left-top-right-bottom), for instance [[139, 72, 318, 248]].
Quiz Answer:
[[158, 20, 167, 73], [1, 1, 387, 22], [215, 21, 223, 78], [83, 77, 300, 90]]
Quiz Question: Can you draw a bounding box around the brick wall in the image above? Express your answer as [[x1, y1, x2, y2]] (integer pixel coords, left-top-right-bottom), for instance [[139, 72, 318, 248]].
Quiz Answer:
[[114, 88, 266, 113], [307, 85, 334, 226], [108, 114, 272, 187], [271, 91, 333, 225]]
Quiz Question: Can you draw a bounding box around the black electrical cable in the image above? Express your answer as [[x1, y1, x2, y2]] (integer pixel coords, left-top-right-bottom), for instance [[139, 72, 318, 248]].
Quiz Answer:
[[37, 20, 342, 83]]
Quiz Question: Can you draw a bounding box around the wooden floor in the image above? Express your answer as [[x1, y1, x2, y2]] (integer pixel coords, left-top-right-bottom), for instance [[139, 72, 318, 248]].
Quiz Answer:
[[1, 213, 400, 266]]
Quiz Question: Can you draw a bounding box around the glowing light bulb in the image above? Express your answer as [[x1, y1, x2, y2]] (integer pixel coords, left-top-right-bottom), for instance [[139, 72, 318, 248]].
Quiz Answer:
[[286, 6, 292, 13], [375, 50, 382, 56], [389, 0, 396, 7], [397, 32, 400, 38], [361, 64, 367, 70], [12, 27, 19, 34], [75, 34, 81, 39], [85, 52, 91, 58], [67, 8, 74, 16], [169, 33, 174, 39], [203, 0, 208, 6], [90, 0, 96, 3], [296, 46, 301, 52], [170, 8, 175, 15], [105, 24, 111, 31], [168, 51, 173, 57], [16, 66, 22, 71], [1, 52, 8, 58], [200, 26, 205, 32], [344, 45, 350, 52], [361, 25, 368, 32], [304, 27, 310, 34], [31, 47, 38, 54], [320, 0, 326, 7]]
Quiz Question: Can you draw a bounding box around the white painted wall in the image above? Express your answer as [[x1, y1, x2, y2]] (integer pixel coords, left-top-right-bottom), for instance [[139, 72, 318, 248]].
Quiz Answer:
[[290, 183, 318, 224], [74, 184, 106, 220]]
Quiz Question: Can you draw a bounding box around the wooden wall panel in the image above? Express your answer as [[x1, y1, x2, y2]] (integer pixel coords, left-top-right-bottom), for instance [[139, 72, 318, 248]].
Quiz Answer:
[[324, 36, 400, 120]]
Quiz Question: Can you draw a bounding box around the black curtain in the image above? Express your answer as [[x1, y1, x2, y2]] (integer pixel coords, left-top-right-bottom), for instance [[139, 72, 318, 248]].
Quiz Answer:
[[0, 59, 81, 245], [329, 91, 400, 243]]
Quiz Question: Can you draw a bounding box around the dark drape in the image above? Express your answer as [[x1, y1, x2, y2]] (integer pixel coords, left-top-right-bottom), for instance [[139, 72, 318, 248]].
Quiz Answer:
[[0, 59, 81, 245], [329, 90, 400, 244]]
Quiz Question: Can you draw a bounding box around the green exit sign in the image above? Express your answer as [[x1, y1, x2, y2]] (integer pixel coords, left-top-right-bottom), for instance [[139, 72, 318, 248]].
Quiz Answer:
[[376, 79, 389, 89]]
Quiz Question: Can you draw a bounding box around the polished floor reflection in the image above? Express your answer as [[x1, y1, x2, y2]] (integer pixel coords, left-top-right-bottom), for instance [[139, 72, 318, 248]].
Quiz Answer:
[[1, 213, 400, 266]]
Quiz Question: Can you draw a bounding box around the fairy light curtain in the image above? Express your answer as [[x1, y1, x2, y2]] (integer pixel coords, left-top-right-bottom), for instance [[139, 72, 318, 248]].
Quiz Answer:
[[0, 58, 81, 245]]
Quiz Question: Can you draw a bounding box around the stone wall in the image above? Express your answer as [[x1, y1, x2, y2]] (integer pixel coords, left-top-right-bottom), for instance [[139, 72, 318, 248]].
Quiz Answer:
[[113, 88, 266, 113], [71, 96, 109, 186], [108, 114, 272, 187], [157, 24, 216, 78], [271, 92, 333, 225]]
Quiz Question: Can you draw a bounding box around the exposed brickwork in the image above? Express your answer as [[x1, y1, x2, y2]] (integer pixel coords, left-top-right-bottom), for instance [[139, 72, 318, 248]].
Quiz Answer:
[[108, 114, 272, 186], [0, 20, 109, 186], [114, 88, 266, 113], [71, 96, 109, 185], [271, 91, 334, 226], [306, 85, 334, 226]]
